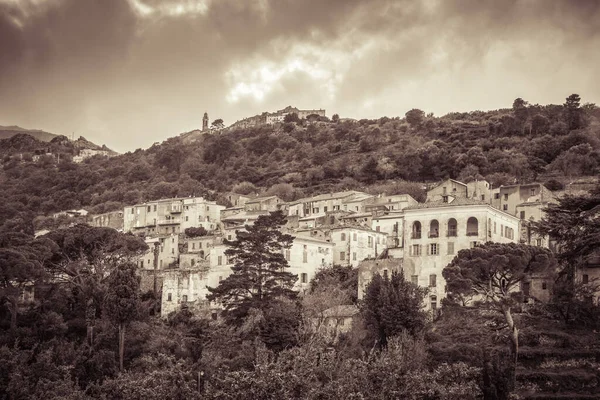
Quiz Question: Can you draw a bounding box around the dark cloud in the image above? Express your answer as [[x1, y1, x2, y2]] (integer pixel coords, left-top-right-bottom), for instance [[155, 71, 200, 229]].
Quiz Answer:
[[0, 0, 599, 151]]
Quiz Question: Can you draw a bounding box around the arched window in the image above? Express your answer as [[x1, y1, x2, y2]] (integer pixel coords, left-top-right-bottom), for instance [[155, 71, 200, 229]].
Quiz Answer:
[[447, 218, 457, 237], [412, 221, 422, 239], [467, 217, 479, 236], [429, 220, 439, 238]]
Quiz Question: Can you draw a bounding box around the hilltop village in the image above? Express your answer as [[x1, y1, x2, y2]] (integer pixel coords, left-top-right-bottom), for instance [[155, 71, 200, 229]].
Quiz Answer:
[[88, 179, 580, 319]]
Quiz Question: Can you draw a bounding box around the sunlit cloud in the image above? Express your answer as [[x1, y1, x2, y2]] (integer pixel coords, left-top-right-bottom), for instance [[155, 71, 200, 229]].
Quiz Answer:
[[225, 37, 379, 104], [128, 0, 209, 18]]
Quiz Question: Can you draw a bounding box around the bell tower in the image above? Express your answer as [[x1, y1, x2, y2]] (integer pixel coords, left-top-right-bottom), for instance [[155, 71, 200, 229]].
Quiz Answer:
[[202, 112, 209, 131]]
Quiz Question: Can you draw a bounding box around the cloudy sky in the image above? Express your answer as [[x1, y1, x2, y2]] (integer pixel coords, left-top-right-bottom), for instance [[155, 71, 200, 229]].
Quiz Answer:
[[1, 0, 599, 152]]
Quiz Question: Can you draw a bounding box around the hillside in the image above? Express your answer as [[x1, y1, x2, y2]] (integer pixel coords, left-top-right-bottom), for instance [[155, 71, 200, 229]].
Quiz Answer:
[[0, 125, 59, 142], [1, 94, 599, 233]]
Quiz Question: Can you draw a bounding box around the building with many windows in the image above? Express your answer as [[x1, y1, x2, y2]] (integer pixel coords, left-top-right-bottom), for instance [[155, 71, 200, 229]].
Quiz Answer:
[[402, 198, 521, 310], [123, 197, 224, 235]]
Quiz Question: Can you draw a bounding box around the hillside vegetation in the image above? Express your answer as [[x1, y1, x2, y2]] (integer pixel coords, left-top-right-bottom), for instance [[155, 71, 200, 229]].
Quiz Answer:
[[1, 94, 599, 233]]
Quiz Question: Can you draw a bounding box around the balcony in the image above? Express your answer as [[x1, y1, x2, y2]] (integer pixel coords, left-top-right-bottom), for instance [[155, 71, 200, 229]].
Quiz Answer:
[[411, 232, 421, 239], [158, 218, 181, 225], [428, 232, 439, 238], [466, 231, 478, 237], [447, 230, 457, 237], [169, 206, 182, 214]]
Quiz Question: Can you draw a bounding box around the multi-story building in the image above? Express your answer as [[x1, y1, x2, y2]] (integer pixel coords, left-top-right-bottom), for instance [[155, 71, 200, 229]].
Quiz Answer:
[[371, 212, 404, 251], [138, 234, 180, 271], [265, 106, 326, 124], [402, 198, 521, 310], [427, 179, 491, 204], [123, 197, 224, 236], [491, 183, 554, 215], [490, 183, 556, 248], [287, 191, 369, 218], [296, 226, 387, 268], [244, 196, 282, 212]]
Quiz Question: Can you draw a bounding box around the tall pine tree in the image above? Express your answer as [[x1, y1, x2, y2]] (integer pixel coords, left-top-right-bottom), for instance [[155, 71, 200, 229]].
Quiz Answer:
[[207, 211, 297, 325]]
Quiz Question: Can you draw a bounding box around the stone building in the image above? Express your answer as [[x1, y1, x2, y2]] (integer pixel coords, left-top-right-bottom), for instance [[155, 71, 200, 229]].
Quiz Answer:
[[287, 191, 369, 218], [402, 198, 521, 310], [295, 226, 387, 268], [138, 234, 180, 271], [123, 197, 224, 236]]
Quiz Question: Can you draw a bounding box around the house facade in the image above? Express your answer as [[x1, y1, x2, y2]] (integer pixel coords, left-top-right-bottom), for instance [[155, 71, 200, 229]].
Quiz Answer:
[[123, 197, 224, 235], [402, 199, 521, 310]]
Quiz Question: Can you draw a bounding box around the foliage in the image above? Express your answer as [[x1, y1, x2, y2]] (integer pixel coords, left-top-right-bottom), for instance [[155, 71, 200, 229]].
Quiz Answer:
[[443, 242, 557, 368], [361, 271, 428, 348], [206, 211, 297, 325], [184, 226, 208, 237]]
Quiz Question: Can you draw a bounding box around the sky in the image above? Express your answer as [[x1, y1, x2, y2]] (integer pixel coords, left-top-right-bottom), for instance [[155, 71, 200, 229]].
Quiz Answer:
[[1, 0, 599, 152]]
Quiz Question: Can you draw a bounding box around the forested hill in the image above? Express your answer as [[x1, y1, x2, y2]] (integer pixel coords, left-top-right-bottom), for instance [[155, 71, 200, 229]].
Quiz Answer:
[[1, 94, 600, 233]]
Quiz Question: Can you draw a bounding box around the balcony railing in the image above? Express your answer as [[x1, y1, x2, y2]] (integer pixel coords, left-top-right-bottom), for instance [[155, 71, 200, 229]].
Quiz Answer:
[[411, 232, 421, 239], [447, 230, 457, 237], [158, 218, 181, 225], [428, 232, 439, 238], [466, 231, 478, 236]]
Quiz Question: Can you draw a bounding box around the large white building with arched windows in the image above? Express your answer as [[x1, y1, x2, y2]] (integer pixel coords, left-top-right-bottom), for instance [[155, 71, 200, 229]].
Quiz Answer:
[[401, 198, 521, 311]]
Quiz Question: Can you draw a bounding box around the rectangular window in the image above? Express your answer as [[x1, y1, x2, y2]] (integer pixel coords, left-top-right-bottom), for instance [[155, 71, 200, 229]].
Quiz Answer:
[[520, 211, 525, 220], [303, 251, 308, 263], [530, 188, 536, 196], [542, 282, 547, 290], [429, 274, 437, 287], [503, 204, 508, 211], [154, 205, 157, 211], [301, 273, 308, 283], [412, 244, 421, 256], [171, 248, 174, 254], [430, 243, 438, 255], [504, 194, 509, 201], [324, 206, 328, 212], [341, 233, 346, 241], [383, 269, 389, 279], [494, 222, 497, 234], [191, 259, 195, 266], [447, 242, 454, 255], [368, 236, 373, 248], [481, 195, 485, 201], [353, 233, 357, 241], [494, 193, 500, 199], [340, 252, 346, 261], [147, 206, 151, 212], [442, 196, 448, 203], [186, 216, 189, 221], [218, 256, 222, 265], [167, 293, 172, 301], [583, 274, 589, 284], [182, 295, 188, 303], [140, 260, 144, 268], [411, 275, 418, 285], [501, 225, 504, 237], [376, 226, 380, 232], [353, 252, 357, 261], [192, 243, 195, 249], [470, 241, 478, 248]]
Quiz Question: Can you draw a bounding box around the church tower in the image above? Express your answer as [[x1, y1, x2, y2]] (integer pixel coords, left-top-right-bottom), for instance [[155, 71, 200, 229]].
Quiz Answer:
[[202, 112, 209, 131]]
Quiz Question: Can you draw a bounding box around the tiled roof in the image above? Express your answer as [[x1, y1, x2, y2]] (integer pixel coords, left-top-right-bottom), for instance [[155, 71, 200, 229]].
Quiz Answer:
[[405, 197, 489, 210]]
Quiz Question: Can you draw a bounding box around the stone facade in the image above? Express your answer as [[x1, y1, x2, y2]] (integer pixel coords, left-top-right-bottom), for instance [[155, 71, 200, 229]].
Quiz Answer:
[[123, 197, 224, 235], [402, 200, 521, 310]]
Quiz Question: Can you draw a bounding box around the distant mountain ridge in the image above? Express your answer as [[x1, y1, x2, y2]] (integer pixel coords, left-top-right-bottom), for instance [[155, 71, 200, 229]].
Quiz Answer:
[[0, 125, 58, 142], [0, 125, 117, 155]]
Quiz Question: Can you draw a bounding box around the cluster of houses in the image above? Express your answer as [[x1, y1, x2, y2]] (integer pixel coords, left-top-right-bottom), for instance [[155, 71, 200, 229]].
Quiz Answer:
[[228, 106, 327, 130], [88, 178, 586, 323]]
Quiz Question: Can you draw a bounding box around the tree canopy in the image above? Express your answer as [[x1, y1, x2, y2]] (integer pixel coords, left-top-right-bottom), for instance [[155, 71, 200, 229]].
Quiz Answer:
[[206, 211, 297, 324]]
